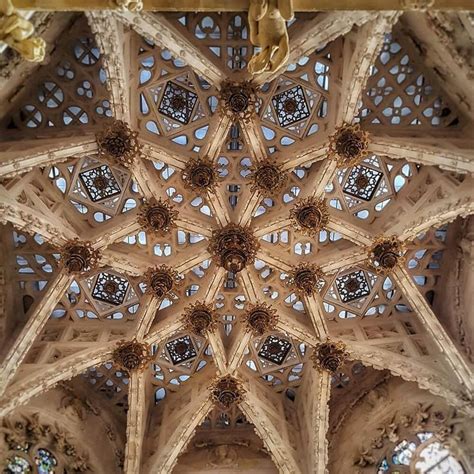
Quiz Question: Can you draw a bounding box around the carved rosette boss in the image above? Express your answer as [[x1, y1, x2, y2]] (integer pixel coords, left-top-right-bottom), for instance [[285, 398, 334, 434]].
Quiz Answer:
[[288, 263, 325, 296], [181, 157, 219, 194], [244, 302, 278, 336], [96, 120, 141, 168], [138, 198, 178, 236], [144, 265, 181, 299], [329, 123, 370, 168], [219, 80, 257, 122], [368, 236, 406, 274], [249, 159, 288, 197], [312, 340, 349, 373], [210, 376, 245, 410], [290, 197, 329, 237], [60, 240, 101, 274], [181, 302, 219, 336], [113, 340, 151, 372], [208, 223, 259, 273]]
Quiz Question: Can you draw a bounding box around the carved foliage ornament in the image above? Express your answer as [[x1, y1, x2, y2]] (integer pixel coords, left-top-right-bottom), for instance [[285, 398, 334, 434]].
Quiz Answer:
[[144, 265, 181, 299], [244, 302, 278, 336], [368, 235, 406, 274], [249, 159, 288, 197], [60, 240, 100, 274], [138, 198, 178, 235], [219, 80, 257, 122], [208, 223, 259, 273], [329, 124, 370, 168], [112, 339, 151, 372], [210, 376, 245, 410], [288, 263, 325, 296], [181, 302, 219, 336], [312, 340, 349, 373], [181, 157, 219, 194], [0, 0, 46, 62], [96, 120, 141, 168], [289, 197, 329, 237], [2, 413, 90, 471], [247, 0, 294, 75]]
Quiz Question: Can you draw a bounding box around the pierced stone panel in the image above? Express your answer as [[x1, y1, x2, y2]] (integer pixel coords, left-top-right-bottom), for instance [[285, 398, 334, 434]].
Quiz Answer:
[[342, 164, 383, 202], [272, 85, 311, 127], [91, 272, 130, 306], [165, 335, 198, 365], [335, 270, 371, 303], [258, 335, 292, 366], [158, 81, 198, 125], [79, 165, 122, 203]]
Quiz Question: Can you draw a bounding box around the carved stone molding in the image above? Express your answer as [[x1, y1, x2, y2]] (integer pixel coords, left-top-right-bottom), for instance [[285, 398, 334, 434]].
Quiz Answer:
[[60, 240, 101, 274], [208, 223, 259, 273], [96, 120, 141, 168], [289, 197, 330, 237], [243, 302, 278, 336]]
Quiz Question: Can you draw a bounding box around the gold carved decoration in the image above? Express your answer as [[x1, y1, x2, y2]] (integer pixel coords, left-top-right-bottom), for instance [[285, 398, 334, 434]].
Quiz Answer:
[[112, 339, 151, 372], [219, 80, 257, 122], [210, 376, 245, 410], [367, 235, 406, 274], [328, 123, 370, 168], [249, 159, 288, 197], [138, 198, 178, 236], [96, 120, 141, 168], [208, 223, 259, 273], [243, 301, 279, 336], [288, 262, 325, 297], [111, 0, 143, 11], [144, 264, 181, 299], [289, 197, 330, 237], [181, 301, 219, 336], [0, 0, 45, 62], [248, 0, 294, 75], [312, 340, 349, 373], [60, 240, 101, 274], [181, 157, 219, 194]]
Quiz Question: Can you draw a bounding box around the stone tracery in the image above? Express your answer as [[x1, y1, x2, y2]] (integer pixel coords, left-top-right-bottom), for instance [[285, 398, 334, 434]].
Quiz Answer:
[[0, 5, 472, 474]]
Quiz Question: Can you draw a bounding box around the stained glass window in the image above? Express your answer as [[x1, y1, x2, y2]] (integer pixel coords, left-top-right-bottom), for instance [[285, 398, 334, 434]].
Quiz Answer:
[[342, 164, 383, 201], [272, 85, 311, 127], [35, 448, 57, 474], [158, 81, 198, 124], [79, 165, 121, 202], [5, 456, 32, 474]]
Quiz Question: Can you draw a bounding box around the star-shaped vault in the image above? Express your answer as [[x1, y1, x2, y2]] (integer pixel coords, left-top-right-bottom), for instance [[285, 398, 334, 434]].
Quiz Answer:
[[0, 8, 473, 474]]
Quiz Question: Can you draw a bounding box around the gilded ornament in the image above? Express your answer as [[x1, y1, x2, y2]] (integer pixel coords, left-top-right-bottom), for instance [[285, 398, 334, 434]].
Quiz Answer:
[[181, 302, 219, 336], [60, 240, 100, 274], [312, 340, 349, 373], [329, 123, 370, 168], [249, 159, 287, 197], [96, 120, 141, 168], [289, 197, 329, 237], [181, 157, 219, 194], [111, 0, 143, 11], [287, 263, 325, 296], [208, 223, 259, 273], [244, 302, 278, 336], [210, 376, 245, 410], [248, 0, 294, 75], [0, 1, 46, 62], [368, 235, 405, 274], [138, 198, 178, 236], [219, 80, 257, 122], [112, 339, 151, 372], [144, 265, 181, 299], [399, 0, 435, 9]]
